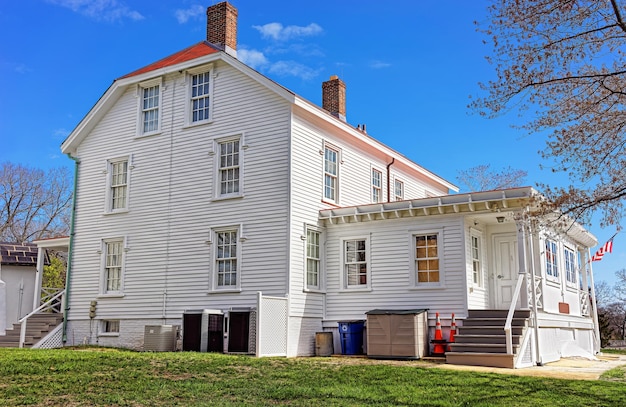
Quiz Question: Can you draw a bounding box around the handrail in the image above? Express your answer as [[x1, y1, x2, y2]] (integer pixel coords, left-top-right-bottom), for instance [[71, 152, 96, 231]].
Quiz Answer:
[[19, 290, 65, 348], [504, 274, 526, 354]]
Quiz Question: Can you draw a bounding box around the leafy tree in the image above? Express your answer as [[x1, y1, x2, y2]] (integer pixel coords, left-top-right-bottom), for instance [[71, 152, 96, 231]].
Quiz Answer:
[[43, 254, 66, 289], [0, 162, 72, 242], [473, 0, 626, 227], [456, 164, 527, 192]]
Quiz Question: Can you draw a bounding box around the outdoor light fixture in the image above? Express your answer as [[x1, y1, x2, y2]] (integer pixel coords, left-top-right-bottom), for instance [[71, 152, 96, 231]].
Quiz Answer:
[[496, 216, 505, 223]]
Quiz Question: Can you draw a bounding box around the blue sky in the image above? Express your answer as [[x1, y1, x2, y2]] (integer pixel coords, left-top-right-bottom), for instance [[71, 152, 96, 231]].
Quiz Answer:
[[0, 0, 622, 285]]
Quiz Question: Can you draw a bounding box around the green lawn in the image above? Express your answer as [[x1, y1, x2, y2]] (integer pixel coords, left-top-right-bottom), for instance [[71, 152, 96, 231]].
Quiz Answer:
[[0, 348, 624, 406]]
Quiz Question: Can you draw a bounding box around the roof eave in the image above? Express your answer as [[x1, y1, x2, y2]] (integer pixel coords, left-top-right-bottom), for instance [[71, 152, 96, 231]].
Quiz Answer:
[[293, 97, 458, 193]]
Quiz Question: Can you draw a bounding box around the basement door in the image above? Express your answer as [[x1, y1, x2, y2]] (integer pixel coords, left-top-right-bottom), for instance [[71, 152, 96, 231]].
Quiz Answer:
[[228, 312, 250, 353], [492, 233, 520, 309]]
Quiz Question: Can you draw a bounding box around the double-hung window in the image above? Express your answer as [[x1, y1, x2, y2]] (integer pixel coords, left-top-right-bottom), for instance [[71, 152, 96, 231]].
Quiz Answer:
[[106, 158, 129, 213], [545, 239, 559, 279], [372, 169, 382, 203], [102, 238, 124, 294], [191, 70, 212, 123], [306, 228, 321, 290], [141, 84, 160, 134], [344, 238, 368, 288], [564, 246, 576, 285], [217, 137, 241, 197], [324, 145, 339, 202], [213, 228, 240, 290], [471, 233, 482, 287], [415, 233, 440, 285], [394, 179, 404, 201]]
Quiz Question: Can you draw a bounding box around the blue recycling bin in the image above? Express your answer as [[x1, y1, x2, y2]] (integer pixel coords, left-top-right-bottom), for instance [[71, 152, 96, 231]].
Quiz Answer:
[[338, 320, 365, 355]]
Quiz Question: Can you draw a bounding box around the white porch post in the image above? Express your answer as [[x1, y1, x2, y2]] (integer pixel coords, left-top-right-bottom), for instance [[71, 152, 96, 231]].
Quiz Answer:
[[33, 247, 45, 310], [516, 216, 529, 308], [587, 248, 601, 354]]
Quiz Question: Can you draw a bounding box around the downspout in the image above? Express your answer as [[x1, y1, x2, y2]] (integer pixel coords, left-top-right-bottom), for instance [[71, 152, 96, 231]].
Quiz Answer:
[[63, 153, 80, 343], [386, 158, 395, 202]]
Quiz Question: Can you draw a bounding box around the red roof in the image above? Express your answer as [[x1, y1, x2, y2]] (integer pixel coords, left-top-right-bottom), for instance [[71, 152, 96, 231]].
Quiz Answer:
[[119, 41, 220, 79]]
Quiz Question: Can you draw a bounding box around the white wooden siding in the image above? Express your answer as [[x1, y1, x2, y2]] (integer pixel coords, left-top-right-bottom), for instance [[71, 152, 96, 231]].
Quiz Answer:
[[287, 114, 456, 320], [69, 61, 292, 322], [323, 215, 467, 321]]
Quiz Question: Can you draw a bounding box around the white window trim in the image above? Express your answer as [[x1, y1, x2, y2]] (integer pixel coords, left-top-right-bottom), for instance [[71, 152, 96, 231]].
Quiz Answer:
[[303, 224, 325, 292], [409, 229, 445, 289], [99, 237, 127, 296], [135, 77, 163, 138], [564, 245, 578, 289], [339, 235, 371, 292], [184, 64, 215, 127], [371, 167, 383, 203], [543, 237, 560, 284], [99, 320, 120, 337], [394, 178, 404, 201], [469, 228, 485, 289], [103, 155, 132, 214], [209, 224, 243, 292], [211, 134, 245, 200], [322, 141, 341, 205]]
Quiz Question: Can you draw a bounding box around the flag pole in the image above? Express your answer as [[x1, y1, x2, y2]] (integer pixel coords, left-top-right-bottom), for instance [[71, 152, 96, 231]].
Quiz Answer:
[[587, 247, 601, 354]]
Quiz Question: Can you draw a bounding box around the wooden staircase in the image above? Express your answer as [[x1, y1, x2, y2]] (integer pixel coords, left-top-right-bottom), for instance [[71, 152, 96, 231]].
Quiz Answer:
[[445, 309, 530, 369], [0, 313, 63, 348]]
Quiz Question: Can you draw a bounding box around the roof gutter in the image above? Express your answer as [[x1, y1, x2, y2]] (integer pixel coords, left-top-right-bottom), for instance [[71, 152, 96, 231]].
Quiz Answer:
[[62, 153, 80, 343]]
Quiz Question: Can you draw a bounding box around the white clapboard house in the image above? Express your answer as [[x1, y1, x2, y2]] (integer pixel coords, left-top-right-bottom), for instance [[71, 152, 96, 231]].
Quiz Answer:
[[55, 2, 601, 368]]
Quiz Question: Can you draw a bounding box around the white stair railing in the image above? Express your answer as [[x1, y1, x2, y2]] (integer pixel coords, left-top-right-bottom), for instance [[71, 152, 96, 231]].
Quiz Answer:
[[504, 274, 526, 354], [19, 290, 65, 348]]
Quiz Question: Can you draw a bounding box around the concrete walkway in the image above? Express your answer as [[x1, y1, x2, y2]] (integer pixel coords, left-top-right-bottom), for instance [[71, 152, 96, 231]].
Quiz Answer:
[[435, 354, 626, 380]]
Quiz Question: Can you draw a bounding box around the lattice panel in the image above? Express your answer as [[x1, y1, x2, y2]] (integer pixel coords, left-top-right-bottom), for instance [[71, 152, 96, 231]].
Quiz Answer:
[[257, 296, 288, 356], [33, 325, 64, 349]]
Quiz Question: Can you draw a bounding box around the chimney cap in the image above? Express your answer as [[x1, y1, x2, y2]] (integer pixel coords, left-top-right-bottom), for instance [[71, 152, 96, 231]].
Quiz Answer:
[[329, 75, 339, 80]]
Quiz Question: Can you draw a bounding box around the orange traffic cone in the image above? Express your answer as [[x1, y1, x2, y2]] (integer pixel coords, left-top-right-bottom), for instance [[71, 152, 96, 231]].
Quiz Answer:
[[434, 312, 443, 341], [432, 312, 446, 356], [447, 313, 456, 351]]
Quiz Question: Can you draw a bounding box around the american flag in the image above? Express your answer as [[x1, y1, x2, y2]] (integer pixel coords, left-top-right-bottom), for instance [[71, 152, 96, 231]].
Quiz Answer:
[[591, 234, 617, 262]]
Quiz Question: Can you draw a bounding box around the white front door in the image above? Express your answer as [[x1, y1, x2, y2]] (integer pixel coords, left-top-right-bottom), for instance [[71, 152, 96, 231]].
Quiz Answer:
[[493, 233, 520, 309]]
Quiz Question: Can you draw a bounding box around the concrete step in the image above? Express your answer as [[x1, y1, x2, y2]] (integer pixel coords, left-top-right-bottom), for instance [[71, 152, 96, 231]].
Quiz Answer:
[[446, 352, 515, 369]]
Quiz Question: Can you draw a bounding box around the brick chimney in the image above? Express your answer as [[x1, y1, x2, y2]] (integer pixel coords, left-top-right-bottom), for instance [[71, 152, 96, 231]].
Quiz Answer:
[[322, 75, 346, 121], [207, 2, 238, 58]]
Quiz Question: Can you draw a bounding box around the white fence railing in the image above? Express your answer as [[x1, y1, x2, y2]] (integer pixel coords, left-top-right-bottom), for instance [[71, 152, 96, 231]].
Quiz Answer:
[[504, 274, 526, 355], [19, 290, 64, 348]]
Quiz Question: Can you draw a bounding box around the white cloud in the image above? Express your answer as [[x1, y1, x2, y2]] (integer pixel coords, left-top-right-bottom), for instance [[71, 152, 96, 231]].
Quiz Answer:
[[268, 61, 319, 80], [175, 5, 204, 24], [53, 128, 70, 140], [370, 60, 391, 69], [14, 63, 31, 74], [253, 22, 322, 41], [238, 49, 269, 70], [46, 0, 144, 22]]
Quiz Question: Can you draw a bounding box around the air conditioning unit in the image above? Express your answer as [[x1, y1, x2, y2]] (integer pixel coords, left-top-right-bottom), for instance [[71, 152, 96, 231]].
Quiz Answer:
[[144, 325, 177, 352]]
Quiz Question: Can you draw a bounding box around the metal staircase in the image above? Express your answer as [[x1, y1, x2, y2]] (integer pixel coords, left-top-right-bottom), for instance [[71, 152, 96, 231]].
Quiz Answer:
[[446, 309, 531, 369]]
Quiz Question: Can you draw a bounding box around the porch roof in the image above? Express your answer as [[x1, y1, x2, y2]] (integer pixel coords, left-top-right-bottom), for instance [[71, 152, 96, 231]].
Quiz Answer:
[[319, 187, 597, 248]]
